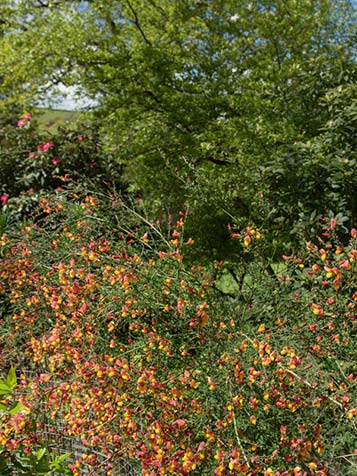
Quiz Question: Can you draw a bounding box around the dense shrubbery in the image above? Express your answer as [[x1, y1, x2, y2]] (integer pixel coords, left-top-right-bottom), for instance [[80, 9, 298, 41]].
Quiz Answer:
[[0, 114, 123, 217], [0, 1, 356, 474], [0, 190, 356, 476]]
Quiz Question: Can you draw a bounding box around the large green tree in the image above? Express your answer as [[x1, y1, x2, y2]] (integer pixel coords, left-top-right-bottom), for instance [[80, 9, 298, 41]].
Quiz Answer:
[[0, 4, 21, 126], [1, 0, 356, 255]]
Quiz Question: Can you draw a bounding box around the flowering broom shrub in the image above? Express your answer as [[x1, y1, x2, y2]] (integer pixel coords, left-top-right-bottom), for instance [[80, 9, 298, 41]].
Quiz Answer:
[[0, 191, 356, 476], [0, 367, 72, 475]]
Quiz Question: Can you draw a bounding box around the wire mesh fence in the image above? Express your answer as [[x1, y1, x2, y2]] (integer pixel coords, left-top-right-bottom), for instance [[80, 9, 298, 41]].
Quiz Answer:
[[31, 422, 141, 476], [10, 368, 142, 476]]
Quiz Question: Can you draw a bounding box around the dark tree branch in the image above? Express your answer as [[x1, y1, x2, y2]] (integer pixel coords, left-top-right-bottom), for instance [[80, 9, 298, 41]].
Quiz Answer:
[[228, 267, 245, 290], [195, 156, 231, 166], [204, 156, 231, 166], [126, 0, 152, 47]]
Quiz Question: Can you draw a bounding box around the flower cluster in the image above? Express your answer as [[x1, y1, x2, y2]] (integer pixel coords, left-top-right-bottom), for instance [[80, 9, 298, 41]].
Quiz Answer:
[[228, 224, 262, 248], [17, 112, 32, 128], [0, 194, 356, 476]]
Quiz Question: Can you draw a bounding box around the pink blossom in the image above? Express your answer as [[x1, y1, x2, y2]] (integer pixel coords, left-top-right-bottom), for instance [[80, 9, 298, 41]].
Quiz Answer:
[[17, 113, 32, 127], [28, 152, 37, 159], [52, 157, 61, 166], [37, 142, 54, 153], [339, 259, 351, 270], [351, 228, 357, 239], [77, 135, 84, 141], [1, 194, 9, 204], [172, 419, 186, 428]]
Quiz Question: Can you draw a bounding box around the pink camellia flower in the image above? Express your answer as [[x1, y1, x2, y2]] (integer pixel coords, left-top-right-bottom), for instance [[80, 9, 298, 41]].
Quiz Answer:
[[1, 194, 9, 204], [28, 152, 37, 159], [37, 142, 54, 153], [17, 113, 32, 127], [77, 135, 84, 141], [17, 119, 27, 127], [52, 157, 61, 166]]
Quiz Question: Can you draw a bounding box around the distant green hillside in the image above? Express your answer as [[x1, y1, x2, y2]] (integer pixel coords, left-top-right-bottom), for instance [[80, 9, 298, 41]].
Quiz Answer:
[[36, 108, 82, 131]]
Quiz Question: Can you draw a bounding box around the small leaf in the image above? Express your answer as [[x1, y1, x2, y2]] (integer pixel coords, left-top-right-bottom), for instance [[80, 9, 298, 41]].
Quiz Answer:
[[9, 401, 24, 416], [49, 452, 71, 471], [35, 447, 47, 461], [6, 368, 17, 389], [0, 382, 11, 396]]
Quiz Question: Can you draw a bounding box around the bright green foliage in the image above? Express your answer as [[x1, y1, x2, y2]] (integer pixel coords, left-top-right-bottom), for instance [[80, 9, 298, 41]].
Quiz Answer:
[[1, 0, 356, 256], [0, 368, 17, 397]]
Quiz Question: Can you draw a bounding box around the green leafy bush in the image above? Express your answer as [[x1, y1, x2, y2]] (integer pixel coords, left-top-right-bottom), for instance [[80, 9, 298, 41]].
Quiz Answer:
[[0, 114, 123, 217]]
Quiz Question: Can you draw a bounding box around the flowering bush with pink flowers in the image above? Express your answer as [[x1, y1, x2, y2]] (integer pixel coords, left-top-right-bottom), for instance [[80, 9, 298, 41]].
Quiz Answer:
[[0, 190, 356, 476], [0, 114, 122, 217]]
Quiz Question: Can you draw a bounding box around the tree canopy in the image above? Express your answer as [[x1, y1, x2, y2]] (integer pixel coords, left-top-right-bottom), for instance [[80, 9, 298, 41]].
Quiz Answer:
[[1, 0, 356, 256]]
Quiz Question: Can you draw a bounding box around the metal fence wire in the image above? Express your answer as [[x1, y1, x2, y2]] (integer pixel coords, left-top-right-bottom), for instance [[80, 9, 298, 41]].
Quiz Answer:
[[11, 369, 142, 476]]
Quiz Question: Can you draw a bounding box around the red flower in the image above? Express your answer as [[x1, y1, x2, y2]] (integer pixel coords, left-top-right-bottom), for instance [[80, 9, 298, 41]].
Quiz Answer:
[[37, 142, 54, 153], [0, 194, 8, 204]]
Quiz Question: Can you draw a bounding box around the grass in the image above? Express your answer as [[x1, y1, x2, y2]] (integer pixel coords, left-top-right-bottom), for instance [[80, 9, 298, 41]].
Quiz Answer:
[[216, 262, 288, 296], [36, 108, 82, 132]]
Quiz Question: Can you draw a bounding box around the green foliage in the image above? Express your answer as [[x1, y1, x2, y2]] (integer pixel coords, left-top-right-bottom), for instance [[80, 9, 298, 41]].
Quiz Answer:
[[261, 69, 357, 237], [0, 114, 123, 218], [1, 0, 356, 257], [0, 368, 17, 397], [0, 103, 22, 129]]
